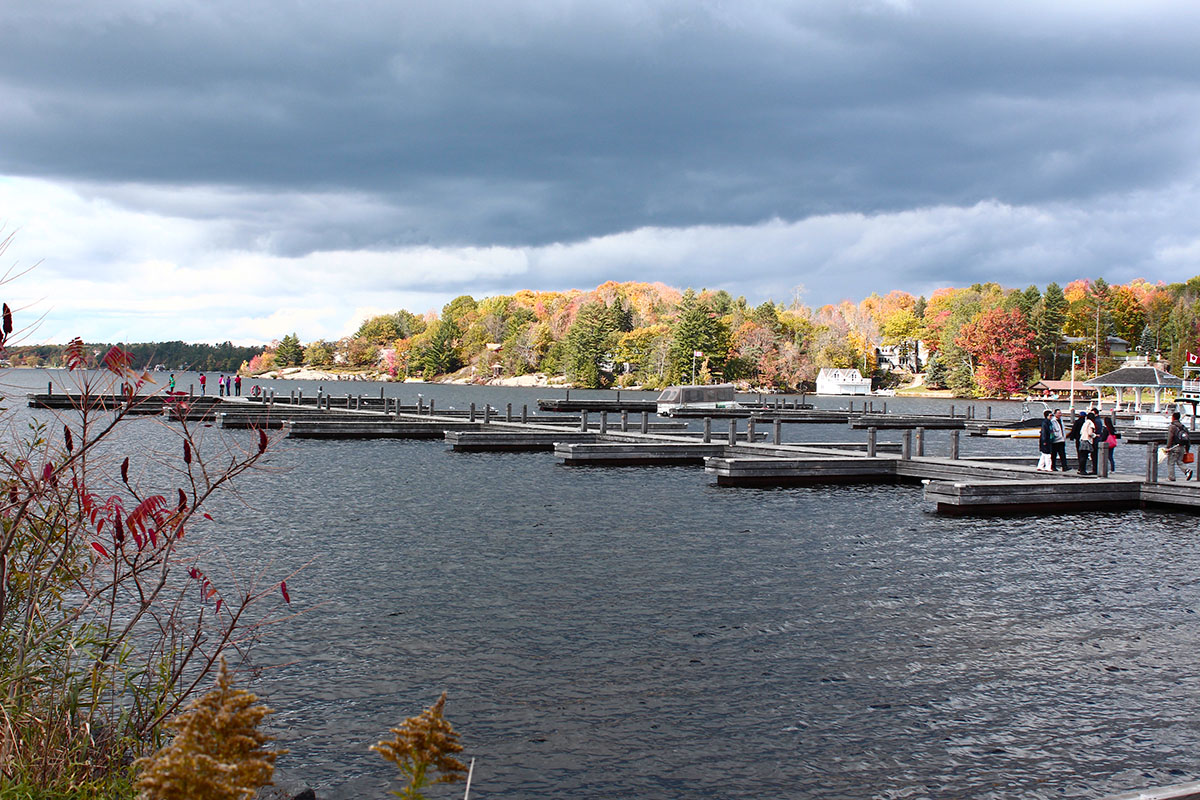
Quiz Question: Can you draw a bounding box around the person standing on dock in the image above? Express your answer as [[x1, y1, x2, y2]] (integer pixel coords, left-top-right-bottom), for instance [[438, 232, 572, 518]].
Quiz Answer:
[[1037, 410, 1054, 471], [1076, 411, 1096, 475], [234, 374, 242, 396], [168, 373, 176, 393], [1050, 409, 1068, 471], [199, 373, 207, 396], [1067, 411, 1086, 473], [1165, 411, 1191, 481], [218, 374, 225, 397], [1102, 412, 1119, 473]]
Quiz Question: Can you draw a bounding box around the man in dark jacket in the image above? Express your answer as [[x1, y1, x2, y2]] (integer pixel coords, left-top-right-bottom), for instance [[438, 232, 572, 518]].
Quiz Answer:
[[1166, 411, 1192, 481], [1067, 411, 1086, 474]]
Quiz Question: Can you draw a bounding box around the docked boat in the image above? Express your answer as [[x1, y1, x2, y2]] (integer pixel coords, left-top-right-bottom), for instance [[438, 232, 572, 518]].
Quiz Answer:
[[655, 384, 741, 416]]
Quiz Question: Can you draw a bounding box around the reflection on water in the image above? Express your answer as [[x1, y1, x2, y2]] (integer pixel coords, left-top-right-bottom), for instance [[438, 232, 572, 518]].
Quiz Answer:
[[4, 370, 1197, 799]]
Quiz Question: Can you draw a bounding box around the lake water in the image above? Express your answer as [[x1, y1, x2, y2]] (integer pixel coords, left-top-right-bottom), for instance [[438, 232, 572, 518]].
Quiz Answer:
[[6, 369, 1199, 799]]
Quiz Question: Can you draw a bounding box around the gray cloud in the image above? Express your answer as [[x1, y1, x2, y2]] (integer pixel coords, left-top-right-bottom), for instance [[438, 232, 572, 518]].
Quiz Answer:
[[3, 0, 1200, 341]]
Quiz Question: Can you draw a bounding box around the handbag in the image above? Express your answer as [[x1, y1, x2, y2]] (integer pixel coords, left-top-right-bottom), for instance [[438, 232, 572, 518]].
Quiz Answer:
[[1106, 433, 1117, 448], [1184, 452, 1195, 464]]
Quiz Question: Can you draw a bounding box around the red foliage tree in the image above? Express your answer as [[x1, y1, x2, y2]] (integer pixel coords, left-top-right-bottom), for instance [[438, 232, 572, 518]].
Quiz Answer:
[[955, 307, 1036, 396]]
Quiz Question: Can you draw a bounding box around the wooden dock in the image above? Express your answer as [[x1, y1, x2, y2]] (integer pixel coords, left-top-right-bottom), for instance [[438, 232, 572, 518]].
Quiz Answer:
[[27, 389, 1200, 516]]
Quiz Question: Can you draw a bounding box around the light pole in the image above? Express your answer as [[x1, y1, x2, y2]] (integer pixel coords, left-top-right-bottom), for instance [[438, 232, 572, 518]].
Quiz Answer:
[[1069, 351, 1078, 412], [691, 350, 702, 384]]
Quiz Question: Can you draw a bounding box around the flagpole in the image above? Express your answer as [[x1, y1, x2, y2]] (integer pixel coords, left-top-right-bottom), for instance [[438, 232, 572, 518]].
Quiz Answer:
[[1069, 351, 1076, 412]]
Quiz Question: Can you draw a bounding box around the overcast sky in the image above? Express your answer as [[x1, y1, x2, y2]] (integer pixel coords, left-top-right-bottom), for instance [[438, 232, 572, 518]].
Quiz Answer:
[[2, 0, 1199, 344]]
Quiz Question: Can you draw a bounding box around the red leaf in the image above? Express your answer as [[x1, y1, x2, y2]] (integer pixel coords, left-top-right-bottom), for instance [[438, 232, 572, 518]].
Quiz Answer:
[[177, 488, 187, 512], [188, 567, 200, 580], [121, 457, 130, 484], [63, 337, 86, 370], [215, 598, 223, 613], [63, 425, 74, 452], [102, 346, 131, 375], [182, 441, 191, 465], [258, 428, 268, 455], [148, 528, 157, 547], [41, 463, 52, 482], [2, 303, 11, 335], [280, 581, 291, 604], [203, 513, 213, 521], [90, 542, 109, 558]]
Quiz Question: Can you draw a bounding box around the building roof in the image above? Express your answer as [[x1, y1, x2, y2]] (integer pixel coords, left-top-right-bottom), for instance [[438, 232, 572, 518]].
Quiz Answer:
[[817, 368, 869, 382], [1028, 380, 1098, 393], [1083, 365, 1182, 389]]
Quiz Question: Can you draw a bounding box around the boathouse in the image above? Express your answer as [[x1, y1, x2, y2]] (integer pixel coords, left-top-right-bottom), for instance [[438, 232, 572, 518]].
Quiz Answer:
[[816, 368, 871, 395], [1084, 358, 1182, 412]]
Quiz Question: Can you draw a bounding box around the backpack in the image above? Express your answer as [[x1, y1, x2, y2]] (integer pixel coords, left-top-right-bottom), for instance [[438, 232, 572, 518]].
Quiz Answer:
[[1179, 425, 1191, 450]]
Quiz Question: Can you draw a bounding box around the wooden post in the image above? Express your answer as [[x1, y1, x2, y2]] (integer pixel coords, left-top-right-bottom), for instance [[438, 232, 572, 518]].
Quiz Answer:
[[641, 411, 648, 433], [521, 404, 527, 424], [417, 397, 424, 414], [800, 391, 806, 407], [189, 384, 194, 398], [950, 430, 960, 460], [483, 404, 491, 424], [849, 400, 854, 413], [380, 387, 385, 399], [621, 411, 629, 432], [48, 381, 53, 395], [469, 402, 476, 422], [773, 419, 781, 445], [346, 394, 351, 409], [565, 389, 570, 401], [950, 404, 955, 418], [882, 401, 887, 414], [867, 427, 877, 457], [916, 427, 925, 456], [506, 403, 512, 423], [298, 389, 303, 404], [428, 399, 435, 416], [703, 417, 712, 443], [902, 430, 912, 460], [579, 410, 588, 432], [1146, 444, 1158, 482], [727, 419, 737, 445], [600, 411, 608, 434], [747, 417, 756, 442], [987, 406, 992, 420], [1098, 442, 1109, 477]]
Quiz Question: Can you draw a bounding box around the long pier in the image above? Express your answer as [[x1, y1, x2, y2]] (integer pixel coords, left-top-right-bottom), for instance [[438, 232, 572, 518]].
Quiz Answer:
[[28, 391, 1200, 516]]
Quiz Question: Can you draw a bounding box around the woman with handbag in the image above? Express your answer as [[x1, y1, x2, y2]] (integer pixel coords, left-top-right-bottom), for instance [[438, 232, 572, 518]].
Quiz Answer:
[[1103, 413, 1119, 473]]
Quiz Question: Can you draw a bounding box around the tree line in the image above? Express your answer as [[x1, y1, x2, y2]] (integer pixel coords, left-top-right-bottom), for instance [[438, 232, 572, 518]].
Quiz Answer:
[[242, 276, 1200, 396]]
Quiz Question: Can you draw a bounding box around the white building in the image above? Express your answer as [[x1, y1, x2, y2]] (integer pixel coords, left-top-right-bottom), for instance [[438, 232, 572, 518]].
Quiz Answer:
[[816, 368, 872, 395]]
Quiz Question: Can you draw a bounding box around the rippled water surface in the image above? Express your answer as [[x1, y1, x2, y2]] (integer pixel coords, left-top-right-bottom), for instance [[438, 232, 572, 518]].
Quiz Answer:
[[7, 371, 1200, 798]]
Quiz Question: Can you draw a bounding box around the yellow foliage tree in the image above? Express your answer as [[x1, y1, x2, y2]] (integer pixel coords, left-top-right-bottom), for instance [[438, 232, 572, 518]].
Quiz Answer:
[[135, 659, 282, 800]]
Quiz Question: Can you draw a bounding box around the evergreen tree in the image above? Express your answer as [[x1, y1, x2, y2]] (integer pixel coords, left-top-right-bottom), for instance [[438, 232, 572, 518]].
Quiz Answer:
[[667, 290, 730, 383], [1038, 282, 1068, 377], [563, 301, 619, 388], [275, 334, 303, 367], [418, 320, 461, 377]]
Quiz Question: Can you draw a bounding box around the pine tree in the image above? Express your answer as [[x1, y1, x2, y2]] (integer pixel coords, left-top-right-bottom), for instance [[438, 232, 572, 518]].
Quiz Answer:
[[135, 659, 281, 800], [563, 301, 618, 388], [668, 290, 730, 383], [275, 333, 303, 367], [1039, 282, 1068, 377]]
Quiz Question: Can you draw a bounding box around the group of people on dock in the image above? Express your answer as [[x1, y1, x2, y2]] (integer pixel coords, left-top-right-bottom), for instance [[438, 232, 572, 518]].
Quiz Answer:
[[1037, 407, 1119, 475], [197, 373, 241, 397]]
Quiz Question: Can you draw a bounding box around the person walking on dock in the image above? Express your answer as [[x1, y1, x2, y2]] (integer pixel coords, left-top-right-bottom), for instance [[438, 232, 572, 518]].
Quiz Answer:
[[199, 373, 207, 396], [1077, 411, 1097, 475], [1037, 410, 1054, 471], [1165, 411, 1191, 481], [1050, 409, 1068, 471]]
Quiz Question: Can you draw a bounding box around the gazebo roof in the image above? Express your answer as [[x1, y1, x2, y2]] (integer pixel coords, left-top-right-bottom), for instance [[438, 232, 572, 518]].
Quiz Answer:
[[1029, 380, 1098, 393], [1084, 365, 1182, 389]]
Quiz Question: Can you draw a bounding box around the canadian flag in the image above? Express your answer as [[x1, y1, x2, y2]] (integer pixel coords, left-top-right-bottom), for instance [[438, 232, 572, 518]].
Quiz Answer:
[[1189, 352, 1199, 365], [693, 350, 704, 357]]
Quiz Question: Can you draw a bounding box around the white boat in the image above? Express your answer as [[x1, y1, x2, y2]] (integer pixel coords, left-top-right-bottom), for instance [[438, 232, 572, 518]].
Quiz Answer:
[[874, 388, 896, 397], [656, 384, 741, 416]]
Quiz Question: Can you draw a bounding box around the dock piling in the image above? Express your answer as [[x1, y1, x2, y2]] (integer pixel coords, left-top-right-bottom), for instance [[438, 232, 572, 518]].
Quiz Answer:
[[48, 381, 53, 395], [298, 390, 303, 405], [521, 404, 528, 424], [747, 418, 756, 442], [484, 404, 491, 424], [773, 419, 781, 445], [950, 430, 960, 460], [621, 411, 629, 432], [1098, 442, 1109, 477], [579, 410, 588, 432], [902, 430, 912, 460], [506, 403, 512, 423], [867, 427, 877, 457], [641, 412, 649, 434], [883, 401, 887, 414], [600, 411, 608, 434], [429, 399, 435, 416], [703, 417, 711, 443], [916, 427, 925, 456], [950, 404, 955, 418], [727, 419, 737, 446], [469, 402, 476, 422], [1146, 444, 1159, 483]]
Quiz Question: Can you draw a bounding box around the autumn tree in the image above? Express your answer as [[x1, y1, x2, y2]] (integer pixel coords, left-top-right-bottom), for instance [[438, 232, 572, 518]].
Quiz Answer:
[[955, 307, 1036, 396]]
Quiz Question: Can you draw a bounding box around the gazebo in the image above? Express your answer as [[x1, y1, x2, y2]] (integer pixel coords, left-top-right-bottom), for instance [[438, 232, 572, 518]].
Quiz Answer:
[[1084, 360, 1182, 412]]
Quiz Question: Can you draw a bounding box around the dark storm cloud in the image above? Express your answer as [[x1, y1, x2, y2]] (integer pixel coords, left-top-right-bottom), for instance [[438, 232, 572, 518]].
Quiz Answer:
[[4, 0, 1200, 253]]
